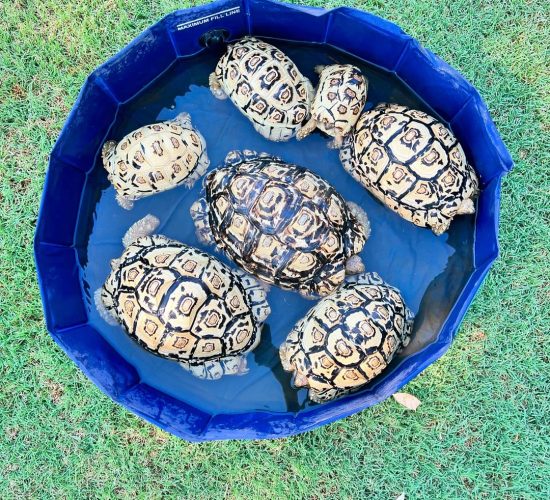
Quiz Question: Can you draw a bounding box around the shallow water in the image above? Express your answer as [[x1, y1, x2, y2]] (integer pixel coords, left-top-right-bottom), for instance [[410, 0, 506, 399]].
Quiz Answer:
[[79, 41, 475, 413]]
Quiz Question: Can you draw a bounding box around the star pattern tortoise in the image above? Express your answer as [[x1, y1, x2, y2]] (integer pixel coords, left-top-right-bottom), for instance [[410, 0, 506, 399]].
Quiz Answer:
[[95, 215, 270, 380], [339, 103, 479, 234], [102, 112, 209, 210], [209, 37, 313, 142], [190, 150, 370, 298], [280, 272, 414, 403], [297, 64, 368, 149]]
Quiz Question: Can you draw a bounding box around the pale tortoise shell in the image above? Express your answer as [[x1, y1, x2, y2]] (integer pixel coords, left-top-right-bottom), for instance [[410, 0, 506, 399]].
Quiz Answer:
[[297, 64, 368, 148], [102, 112, 209, 209], [209, 37, 313, 142], [339, 103, 479, 235], [99, 232, 269, 380]]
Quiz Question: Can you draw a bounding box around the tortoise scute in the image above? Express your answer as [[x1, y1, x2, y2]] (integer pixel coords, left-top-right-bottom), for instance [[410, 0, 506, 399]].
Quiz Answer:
[[280, 272, 414, 403], [339, 103, 479, 234], [97, 222, 270, 379], [193, 151, 369, 298]]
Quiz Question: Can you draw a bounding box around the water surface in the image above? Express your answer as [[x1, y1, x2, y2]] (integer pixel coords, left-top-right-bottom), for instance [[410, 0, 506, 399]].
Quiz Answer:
[[79, 41, 475, 413]]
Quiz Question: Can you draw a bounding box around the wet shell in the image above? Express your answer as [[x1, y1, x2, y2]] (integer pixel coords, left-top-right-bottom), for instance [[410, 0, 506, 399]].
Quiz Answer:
[[339, 103, 479, 234], [209, 37, 313, 141], [297, 64, 367, 148], [102, 112, 209, 209], [98, 233, 269, 380], [191, 150, 370, 298], [280, 272, 414, 403]]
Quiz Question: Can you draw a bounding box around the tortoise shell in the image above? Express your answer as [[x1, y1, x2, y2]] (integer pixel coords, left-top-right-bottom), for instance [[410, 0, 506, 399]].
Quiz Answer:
[[339, 103, 479, 235], [209, 37, 313, 142], [98, 232, 269, 380], [280, 272, 413, 403], [102, 112, 209, 209], [297, 64, 368, 148], [190, 150, 370, 298]]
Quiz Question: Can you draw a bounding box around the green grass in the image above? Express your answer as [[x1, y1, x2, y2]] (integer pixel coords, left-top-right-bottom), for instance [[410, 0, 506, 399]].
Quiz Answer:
[[1, 0, 549, 497]]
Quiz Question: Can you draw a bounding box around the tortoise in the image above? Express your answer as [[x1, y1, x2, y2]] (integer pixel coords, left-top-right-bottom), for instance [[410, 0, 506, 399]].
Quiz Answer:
[[280, 272, 414, 403], [209, 36, 313, 142], [102, 112, 209, 210], [190, 150, 370, 298], [339, 103, 479, 235], [94, 215, 270, 380], [297, 64, 368, 149]]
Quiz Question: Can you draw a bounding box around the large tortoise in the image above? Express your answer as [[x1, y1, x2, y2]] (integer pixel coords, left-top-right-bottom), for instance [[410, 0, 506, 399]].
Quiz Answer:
[[190, 150, 370, 298], [339, 103, 479, 234], [280, 272, 414, 403], [102, 112, 209, 209], [95, 215, 270, 380], [209, 37, 313, 142], [297, 64, 368, 149]]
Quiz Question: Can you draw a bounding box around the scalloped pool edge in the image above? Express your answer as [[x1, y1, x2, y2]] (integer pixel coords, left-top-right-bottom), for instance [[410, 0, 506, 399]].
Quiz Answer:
[[34, 0, 513, 441]]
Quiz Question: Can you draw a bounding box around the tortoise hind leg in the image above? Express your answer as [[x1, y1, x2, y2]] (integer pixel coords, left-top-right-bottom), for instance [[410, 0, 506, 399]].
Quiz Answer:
[[183, 131, 210, 188], [342, 201, 371, 268], [189, 198, 215, 246], [456, 198, 475, 215], [346, 201, 371, 241], [345, 254, 365, 275]]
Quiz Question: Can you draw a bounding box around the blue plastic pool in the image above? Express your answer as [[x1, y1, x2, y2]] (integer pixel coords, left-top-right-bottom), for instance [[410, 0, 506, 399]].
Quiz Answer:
[[35, 0, 513, 441]]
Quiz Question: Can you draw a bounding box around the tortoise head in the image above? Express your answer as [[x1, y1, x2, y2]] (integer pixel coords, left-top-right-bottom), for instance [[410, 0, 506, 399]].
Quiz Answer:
[[101, 140, 117, 175]]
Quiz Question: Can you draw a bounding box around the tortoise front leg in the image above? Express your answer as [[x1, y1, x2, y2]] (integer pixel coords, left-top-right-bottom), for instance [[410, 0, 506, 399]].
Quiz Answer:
[[116, 193, 134, 210], [296, 117, 317, 141]]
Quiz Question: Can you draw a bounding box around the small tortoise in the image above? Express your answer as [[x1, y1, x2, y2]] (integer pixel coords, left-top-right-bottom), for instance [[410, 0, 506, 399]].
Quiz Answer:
[[209, 37, 313, 142], [95, 215, 270, 380], [190, 150, 370, 298], [280, 272, 413, 403], [297, 64, 368, 149], [102, 112, 209, 210], [339, 103, 479, 235]]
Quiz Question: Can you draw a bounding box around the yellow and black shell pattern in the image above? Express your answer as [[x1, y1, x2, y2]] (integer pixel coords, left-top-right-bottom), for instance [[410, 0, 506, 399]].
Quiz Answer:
[[339, 103, 479, 235], [99, 234, 269, 380], [102, 112, 209, 210], [280, 272, 414, 403], [209, 37, 313, 142], [297, 64, 368, 148], [190, 150, 369, 298]]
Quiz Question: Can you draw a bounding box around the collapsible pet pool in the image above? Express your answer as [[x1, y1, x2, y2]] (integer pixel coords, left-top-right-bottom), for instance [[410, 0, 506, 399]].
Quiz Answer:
[[34, 0, 513, 441]]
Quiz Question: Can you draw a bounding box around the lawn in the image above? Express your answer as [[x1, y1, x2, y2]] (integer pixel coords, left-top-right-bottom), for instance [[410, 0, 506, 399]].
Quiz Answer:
[[1, 0, 548, 497]]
